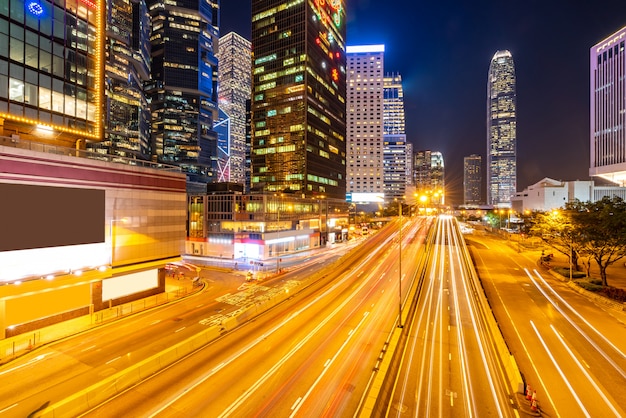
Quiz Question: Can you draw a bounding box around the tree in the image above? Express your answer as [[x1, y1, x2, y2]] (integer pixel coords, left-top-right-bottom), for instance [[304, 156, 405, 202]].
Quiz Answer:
[[530, 208, 581, 271], [569, 196, 626, 286]]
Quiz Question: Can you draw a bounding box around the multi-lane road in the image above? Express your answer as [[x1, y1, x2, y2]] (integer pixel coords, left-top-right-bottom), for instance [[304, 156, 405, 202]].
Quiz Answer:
[[470, 230, 626, 418], [2, 216, 625, 417], [385, 216, 516, 417]]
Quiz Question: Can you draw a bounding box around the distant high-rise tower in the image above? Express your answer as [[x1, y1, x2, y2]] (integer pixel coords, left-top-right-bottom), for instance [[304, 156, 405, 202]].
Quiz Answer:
[[383, 73, 407, 203], [590, 26, 626, 185], [218, 32, 251, 187], [146, 0, 220, 189], [414, 150, 445, 205], [464, 154, 482, 205], [487, 50, 516, 207], [347, 45, 385, 203], [251, 0, 347, 199]]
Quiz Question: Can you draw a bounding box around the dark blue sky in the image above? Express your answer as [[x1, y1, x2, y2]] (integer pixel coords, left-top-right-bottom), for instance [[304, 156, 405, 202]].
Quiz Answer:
[[221, 1, 626, 204]]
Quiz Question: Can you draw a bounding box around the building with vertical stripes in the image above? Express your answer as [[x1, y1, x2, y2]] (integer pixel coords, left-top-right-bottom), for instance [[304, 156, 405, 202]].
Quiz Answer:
[[251, 0, 347, 200], [590, 26, 626, 184], [463, 154, 482, 205], [487, 50, 516, 208], [218, 32, 251, 188], [146, 0, 220, 189], [383, 72, 407, 203], [346, 44, 385, 204]]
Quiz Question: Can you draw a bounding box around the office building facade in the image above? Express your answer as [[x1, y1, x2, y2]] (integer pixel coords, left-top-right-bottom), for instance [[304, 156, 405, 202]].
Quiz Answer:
[[346, 45, 385, 204], [590, 26, 626, 185], [146, 0, 220, 188], [463, 154, 482, 205], [487, 50, 516, 207], [414, 150, 445, 205], [0, 0, 105, 148], [383, 72, 407, 203], [87, 0, 152, 160], [251, 0, 347, 200], [218, 32, 251, 187]]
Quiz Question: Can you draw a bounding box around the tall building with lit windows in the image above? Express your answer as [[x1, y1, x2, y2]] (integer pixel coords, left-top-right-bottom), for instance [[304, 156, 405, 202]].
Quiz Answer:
[[146, 0, 221, 189], [487, 50, 516, 207], [414, 150, 445, 205], [251, 0, 347, 200], [590, 26, 626, 185], [218, 32, 251, 187], [383, 72, 407, 203], [88, 0, 152, 160], [463, 154, 482, 205], [0, 0, 105, 148], [346, 45, 385, 204]]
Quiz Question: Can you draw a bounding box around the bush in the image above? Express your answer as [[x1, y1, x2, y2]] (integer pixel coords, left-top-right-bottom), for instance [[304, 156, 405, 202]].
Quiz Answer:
[[553, 267, 586, 279], [576, 281, 603, 292], [589, 278, 603, 286], [601, 287, 626, 302]]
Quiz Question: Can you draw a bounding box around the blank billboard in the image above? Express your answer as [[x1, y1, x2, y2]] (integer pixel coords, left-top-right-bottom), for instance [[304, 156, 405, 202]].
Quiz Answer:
[[0, 183, 105, 252]]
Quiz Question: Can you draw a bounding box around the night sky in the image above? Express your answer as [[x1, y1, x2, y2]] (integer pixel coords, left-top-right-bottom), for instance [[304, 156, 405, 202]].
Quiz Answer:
[[221, 1, 626, 205]]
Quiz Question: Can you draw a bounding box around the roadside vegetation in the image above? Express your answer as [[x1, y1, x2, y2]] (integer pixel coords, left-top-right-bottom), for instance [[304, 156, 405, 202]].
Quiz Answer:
[[526, 196, 626, 302]]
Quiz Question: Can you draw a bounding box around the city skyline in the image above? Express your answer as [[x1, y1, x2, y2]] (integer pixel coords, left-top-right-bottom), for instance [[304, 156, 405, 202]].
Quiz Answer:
[[222, 1, 626, 205]]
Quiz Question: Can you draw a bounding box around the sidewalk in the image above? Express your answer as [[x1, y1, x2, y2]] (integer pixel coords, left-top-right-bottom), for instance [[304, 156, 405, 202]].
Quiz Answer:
[[0, 272, 203, 366]]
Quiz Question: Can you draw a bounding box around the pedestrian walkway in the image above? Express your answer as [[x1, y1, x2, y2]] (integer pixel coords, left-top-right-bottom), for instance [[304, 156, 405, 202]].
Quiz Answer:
[[0, 272, 202, 366]]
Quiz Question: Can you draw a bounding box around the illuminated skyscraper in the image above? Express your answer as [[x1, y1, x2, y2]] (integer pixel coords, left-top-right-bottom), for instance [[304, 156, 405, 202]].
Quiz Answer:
[[383, 73, 405, 135], [218, 32, 251, 187], [464, 154, 482, 205], [88, 0, 152, 160], [347, 45, 385, 203], [251, 0, 347, 199], [383, 72, 407, 203], [590, 26, 626, 184], [0, 0, 105, 148], [414, 150, 445, 205], [146, 0, 220, 188], [487, 50, 516, 207]]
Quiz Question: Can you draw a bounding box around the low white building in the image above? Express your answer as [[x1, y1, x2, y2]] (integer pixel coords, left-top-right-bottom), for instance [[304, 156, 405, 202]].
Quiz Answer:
[[511, 177, 626, 212]]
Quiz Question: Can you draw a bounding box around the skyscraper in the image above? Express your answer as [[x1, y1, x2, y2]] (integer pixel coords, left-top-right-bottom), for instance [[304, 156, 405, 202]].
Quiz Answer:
[[251, 0, 347, 200], [218, 32, 251, 187], [464, 154, 482, 205], [487, 50, 516, 207], [0, 0, 105, 148], [414, 150, 445, 205], [88, 0, 152, 160], [590, 26, 626, 185], [383, 73, 407, 203], [146, 0, 220, 189], [347, 45, 385, 203]]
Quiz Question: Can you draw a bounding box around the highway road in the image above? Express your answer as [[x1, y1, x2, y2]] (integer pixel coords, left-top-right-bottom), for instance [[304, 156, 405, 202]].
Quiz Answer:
[[79, 217, 430, 417], [0, 240, 361, 417], [468, 230, 626, 417], [385, 216, 516, 417], [0, 218, 430, 417]]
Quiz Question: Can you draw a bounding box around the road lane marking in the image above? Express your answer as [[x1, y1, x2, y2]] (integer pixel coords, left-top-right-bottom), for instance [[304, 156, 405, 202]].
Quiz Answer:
[[105, 356, 121, 365], [530, 320, 591, 418], [550, 324, 622, 417]]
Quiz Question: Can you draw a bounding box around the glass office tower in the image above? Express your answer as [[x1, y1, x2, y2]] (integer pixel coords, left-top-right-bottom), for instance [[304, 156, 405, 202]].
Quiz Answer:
[[218, 31, 251, 187], [0, 0, 105, 148], [383, 72, 407, 203], [487, 50, 516, 207], [590, 26, 626, 185], [146, 0, 220, 187], [88, 0, 152, 160], [251, 0, 347, 200], [463, 154, 482, 205]]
